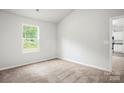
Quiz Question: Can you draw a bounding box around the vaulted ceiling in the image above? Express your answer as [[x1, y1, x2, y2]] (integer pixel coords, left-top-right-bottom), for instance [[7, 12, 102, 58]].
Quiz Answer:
[[1, 9, 73, 23]]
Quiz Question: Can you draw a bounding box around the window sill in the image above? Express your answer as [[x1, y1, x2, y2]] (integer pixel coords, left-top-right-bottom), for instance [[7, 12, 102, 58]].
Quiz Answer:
[[23, 48, 40, 54]]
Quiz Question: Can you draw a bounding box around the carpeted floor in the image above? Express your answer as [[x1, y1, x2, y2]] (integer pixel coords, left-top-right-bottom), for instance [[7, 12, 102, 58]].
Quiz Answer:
[[0, 56, 124, 83]]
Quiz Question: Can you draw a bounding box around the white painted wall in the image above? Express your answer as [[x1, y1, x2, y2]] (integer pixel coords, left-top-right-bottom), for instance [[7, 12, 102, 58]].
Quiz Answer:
[[57, 10, 124, 71], [0, 11, 57, 69], [1, 10, 124, 71]]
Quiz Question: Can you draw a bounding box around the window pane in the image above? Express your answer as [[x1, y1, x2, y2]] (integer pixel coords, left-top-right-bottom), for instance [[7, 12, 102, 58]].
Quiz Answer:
[[22, 24, 39, 53], [23, 25, 38, 38], [23, 38, 38, 49]]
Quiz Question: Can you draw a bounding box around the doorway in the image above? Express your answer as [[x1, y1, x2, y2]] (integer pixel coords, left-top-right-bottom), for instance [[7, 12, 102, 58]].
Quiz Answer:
[[111, 15, 124, 76]]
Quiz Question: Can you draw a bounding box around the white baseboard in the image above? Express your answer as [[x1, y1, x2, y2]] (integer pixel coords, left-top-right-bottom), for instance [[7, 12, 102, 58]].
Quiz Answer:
[[0, 56, 111, 72], [58, 57, 111, 72], [0, 57, 57, 71]]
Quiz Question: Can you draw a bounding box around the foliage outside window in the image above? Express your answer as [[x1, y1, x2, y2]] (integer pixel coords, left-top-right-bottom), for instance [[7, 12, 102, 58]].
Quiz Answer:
[[23, 24, 39, 53]]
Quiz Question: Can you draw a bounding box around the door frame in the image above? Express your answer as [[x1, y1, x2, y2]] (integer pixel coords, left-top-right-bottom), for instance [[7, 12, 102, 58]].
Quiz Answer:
[[109, 15, 124, 71]]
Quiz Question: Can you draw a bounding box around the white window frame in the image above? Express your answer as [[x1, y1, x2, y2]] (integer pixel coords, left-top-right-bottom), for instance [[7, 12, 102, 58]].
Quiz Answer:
[[22, 24, 40, 53]]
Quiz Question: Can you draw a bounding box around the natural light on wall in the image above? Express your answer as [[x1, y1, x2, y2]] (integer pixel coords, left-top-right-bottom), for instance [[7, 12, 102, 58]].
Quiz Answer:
[[22, 24, 40, 53]]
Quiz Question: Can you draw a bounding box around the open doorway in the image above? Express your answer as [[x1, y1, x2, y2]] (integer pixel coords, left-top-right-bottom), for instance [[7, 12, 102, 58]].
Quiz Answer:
[[111, 16, 124, 80], [112, 18, 124, 56]]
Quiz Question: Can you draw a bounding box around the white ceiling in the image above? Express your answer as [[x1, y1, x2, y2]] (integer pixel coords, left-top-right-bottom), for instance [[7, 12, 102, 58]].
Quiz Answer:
[[2, 9, 73, 23]]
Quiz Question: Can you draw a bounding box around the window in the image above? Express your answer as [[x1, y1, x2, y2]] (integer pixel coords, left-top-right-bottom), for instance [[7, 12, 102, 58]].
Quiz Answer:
[[22, 24, 39, 53]]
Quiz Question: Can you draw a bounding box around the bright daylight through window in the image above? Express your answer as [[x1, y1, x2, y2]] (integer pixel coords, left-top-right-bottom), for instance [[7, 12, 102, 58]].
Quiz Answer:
[[22, 24, 39, 53]]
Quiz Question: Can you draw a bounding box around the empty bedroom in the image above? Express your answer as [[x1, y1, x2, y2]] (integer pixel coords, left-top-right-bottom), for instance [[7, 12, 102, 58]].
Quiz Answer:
[[0, 9, 124, 83]]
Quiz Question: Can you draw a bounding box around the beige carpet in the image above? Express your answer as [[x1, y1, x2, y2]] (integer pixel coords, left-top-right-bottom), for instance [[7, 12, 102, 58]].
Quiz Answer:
[[0, 56, 124, 83]]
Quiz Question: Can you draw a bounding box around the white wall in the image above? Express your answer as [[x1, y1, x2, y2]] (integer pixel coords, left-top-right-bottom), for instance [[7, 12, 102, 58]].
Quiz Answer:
[[57, 10, 124, 71], [1, 10, 124, 71], [0, 11, 57, 69]]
